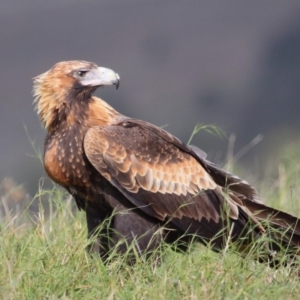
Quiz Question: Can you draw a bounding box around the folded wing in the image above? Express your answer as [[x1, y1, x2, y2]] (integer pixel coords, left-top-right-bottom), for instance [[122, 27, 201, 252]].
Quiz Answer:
[[83, 119, 241, 224]]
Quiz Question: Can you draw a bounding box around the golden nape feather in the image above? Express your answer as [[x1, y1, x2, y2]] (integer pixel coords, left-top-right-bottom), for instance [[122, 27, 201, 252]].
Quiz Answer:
[[34, 60, 300, 266]]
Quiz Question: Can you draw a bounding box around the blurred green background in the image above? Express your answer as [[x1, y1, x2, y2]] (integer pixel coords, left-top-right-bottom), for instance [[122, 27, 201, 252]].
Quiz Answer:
[[1, 0, 300, 196]]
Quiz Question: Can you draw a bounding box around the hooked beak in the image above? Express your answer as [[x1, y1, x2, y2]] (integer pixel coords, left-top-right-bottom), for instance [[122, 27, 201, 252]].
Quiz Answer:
[[80, 67, 120, 90]]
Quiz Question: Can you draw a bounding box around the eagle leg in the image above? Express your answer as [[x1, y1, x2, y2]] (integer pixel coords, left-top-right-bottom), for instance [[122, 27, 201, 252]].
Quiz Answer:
[[85, 200, 112, 260], [102, 186, 164, 262], [110, 208, 163, 263]]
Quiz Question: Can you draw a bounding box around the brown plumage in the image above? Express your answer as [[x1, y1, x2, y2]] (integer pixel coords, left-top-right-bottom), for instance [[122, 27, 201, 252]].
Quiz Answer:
[[34, 60, 300, 265]]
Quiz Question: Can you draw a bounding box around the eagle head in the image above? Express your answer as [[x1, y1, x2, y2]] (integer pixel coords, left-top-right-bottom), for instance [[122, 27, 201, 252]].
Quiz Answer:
[[33, 60, 120, 130]]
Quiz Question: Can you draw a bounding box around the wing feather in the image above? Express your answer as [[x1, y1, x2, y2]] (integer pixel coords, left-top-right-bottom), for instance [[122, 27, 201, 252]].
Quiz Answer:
[[84, 120, 238, 223]]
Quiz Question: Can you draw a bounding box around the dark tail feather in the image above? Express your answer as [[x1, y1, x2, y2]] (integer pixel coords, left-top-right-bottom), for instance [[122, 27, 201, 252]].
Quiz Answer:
[[170, 201, 300, 267], [169, 206, 267, 256], [244, 200, 300, 251]]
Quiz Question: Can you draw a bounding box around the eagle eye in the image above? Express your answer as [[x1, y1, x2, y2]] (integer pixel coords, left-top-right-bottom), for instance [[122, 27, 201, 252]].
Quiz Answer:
[[75, 70, 88, 78]]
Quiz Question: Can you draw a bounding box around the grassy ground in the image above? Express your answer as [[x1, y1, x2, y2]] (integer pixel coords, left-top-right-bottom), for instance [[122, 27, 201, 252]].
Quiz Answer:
[[1, 142, 300, 299]]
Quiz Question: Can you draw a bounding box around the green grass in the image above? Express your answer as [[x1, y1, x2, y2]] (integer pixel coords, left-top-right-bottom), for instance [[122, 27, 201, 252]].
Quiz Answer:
[[1, 142, 300, 299]]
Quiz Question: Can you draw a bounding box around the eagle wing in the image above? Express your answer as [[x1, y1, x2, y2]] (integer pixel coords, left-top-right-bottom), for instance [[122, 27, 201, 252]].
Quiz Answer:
[[83, 119, 240, 223]]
